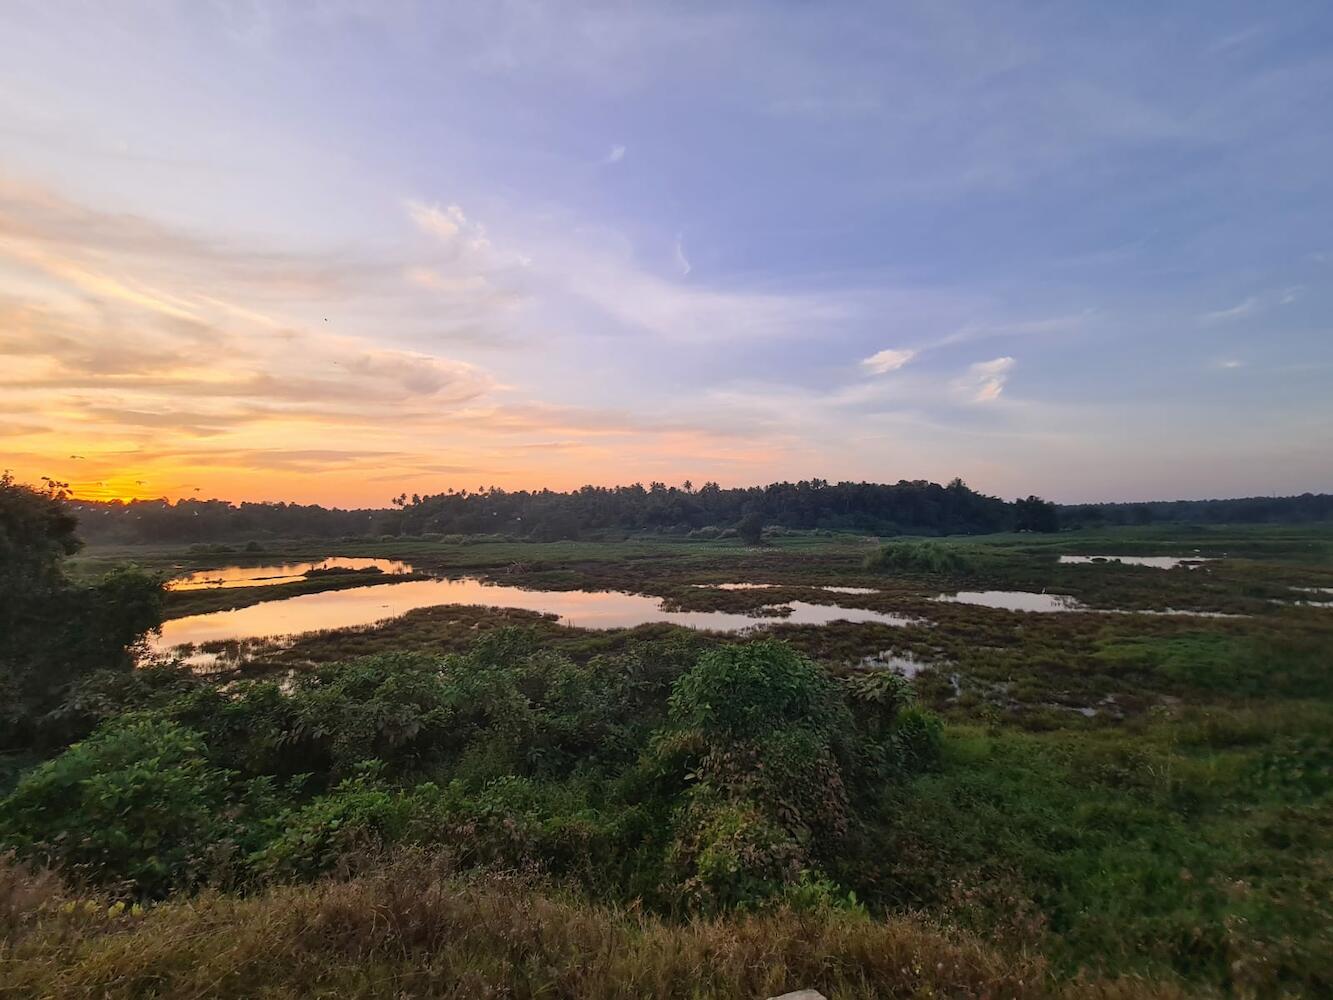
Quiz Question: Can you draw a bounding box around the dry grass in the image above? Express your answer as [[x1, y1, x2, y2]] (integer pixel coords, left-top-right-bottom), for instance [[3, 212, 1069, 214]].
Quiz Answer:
[[0, 852, 1197, 1000]]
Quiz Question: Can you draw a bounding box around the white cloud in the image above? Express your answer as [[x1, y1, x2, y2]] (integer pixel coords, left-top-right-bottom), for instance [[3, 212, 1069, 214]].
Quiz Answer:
[[861, 348, 916, 374], [958, 356, 1015, 403], [604, 144, 627, 164], [1217, 358, 1244, 369]]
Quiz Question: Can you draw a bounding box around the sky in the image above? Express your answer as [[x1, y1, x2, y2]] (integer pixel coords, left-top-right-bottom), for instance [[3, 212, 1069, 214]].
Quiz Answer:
[[1, 1, 1331, 507]]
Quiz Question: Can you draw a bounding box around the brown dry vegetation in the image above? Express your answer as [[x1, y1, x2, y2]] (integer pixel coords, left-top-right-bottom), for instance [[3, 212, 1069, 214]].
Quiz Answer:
[[0, 852, 1193, 1000]]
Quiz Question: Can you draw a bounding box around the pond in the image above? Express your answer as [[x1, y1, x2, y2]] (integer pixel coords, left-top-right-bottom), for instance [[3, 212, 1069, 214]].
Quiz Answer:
[[151, 575, 918, 657], [935, 590, 1243, 618], [167, 557, 417, 591], [937, 590, 1086, 612], [1059, 555, 1213, 569]]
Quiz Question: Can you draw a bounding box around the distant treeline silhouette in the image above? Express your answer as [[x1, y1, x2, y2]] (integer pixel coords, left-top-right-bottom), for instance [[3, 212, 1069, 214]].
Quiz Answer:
[[1062, 492, 1333, 527], [63, 479, 1333, 545]]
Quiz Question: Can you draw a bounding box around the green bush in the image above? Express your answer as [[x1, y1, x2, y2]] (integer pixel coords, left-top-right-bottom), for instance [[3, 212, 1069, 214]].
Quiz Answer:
[[669, 640, 841, 741], [2, 635, 948, 914], [0, 718, 251, 895], [668, 796, 803, 910], [255, 770, 438, 880], [863, 540, 978, 575]]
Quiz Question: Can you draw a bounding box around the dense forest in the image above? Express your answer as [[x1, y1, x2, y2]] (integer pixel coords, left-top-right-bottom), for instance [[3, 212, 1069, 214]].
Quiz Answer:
[[63, 479, 1333, 546]]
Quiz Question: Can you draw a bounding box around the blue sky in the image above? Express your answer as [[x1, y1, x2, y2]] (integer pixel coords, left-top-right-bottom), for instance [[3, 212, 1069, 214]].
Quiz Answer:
[[1, 1, 1330, 504]]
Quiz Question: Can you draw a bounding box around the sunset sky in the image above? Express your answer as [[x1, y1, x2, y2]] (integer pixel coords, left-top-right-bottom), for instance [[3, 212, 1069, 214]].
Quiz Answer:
[[2, 1, 1331, 506]]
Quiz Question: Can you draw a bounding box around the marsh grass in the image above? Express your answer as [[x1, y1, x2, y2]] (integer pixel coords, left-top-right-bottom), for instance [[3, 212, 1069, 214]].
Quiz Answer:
[[0, 851, 1198, 1000], [854, 710, 1333, 994]]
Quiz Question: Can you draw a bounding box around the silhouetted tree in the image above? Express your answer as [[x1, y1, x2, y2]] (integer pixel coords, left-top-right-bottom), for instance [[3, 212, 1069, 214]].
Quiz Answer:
[[736, 510, 765, 546], [1014, 495, 1059, 533], [1, 473, 164, 748]]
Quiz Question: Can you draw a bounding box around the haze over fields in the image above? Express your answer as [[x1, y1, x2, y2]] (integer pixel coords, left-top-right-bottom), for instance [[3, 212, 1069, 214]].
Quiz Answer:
[[3, 2, 1331, 505]]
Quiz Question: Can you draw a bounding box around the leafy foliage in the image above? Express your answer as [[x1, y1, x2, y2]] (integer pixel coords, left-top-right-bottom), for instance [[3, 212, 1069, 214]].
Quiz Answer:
[[0, 475, 164, 747], [0, 718, 255, 895], [0, 635, 939, 910]]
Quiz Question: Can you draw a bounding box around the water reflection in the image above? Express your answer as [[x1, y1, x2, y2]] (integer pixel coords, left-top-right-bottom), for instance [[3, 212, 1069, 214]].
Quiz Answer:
[[936, 590, 1242, 617], [696, 582, 880, 595], [854, 650, 936, 677], [168, 558, 417, 591], [1059, 555, 1212, 569], [1287, 587, 1333, 608], [937, 590, 1085, 612], [693, 582, 776, 590], [152, 576, 917, 654]]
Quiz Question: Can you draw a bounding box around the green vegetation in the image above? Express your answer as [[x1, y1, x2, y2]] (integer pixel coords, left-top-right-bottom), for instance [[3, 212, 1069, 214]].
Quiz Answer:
[[0, 634, 938, 911], [3, 476, 1331, 997], [864, 538, 984, 574], [1, 474, 164, 747]]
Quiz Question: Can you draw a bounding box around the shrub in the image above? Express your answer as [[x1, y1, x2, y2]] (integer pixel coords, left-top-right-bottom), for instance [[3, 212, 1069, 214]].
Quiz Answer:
[[669, 641, 841, 741], [668, 796, 804, 911], [863, 540, 978, 575], [890, 706, 944, 772], [736, 511, 765, 546], [255, 771, 438, 881], [0, 718, 247, 895]]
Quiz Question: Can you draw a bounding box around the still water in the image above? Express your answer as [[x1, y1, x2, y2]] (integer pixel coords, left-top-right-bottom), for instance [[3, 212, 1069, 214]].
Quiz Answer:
[[937, 590, 1085, 612], [168, 558, 417, 591], [695, 583, 881, 595], [1059, 555, 1212, 569], [153, 575, 917, 654], [935, 590, 1242, 618]]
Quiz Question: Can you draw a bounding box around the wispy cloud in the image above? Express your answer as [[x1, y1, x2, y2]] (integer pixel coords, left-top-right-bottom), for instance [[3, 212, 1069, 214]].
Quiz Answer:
[[1199, 297, 1258, 325], [603, 144, 627, 164], [861, 348, 916, 374], [673, 234, 692, 276], [957, 357, 1015, 403]]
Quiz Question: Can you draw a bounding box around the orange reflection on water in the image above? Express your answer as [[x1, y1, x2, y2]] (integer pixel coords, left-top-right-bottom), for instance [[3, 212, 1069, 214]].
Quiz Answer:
[[168, 558, 416, 591], [152, 576, 916, 652]]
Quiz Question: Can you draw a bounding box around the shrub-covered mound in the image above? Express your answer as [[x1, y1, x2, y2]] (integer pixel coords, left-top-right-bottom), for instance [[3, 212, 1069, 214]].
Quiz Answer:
[[0, 632, 940, 911]]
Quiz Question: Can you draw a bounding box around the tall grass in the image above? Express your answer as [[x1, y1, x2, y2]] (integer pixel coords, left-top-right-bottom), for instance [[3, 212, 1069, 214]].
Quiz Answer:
[[0, 851, 1191, 1000]]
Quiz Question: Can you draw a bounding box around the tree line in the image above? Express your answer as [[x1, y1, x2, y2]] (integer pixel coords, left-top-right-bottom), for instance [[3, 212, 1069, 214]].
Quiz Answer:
[[1061, 492, 1333, 527], [66, 478, 1044, 543], [57, 477, 1333, 546]]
